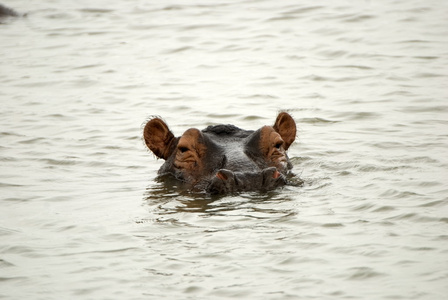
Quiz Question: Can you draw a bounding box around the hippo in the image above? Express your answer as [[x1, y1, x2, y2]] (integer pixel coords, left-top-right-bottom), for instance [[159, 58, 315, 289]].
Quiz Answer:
[[143, 112, 298, 194]]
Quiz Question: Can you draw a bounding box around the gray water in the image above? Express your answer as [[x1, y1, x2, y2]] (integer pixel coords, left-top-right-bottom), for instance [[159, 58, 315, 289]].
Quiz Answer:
[[1, 0, 447, 299]]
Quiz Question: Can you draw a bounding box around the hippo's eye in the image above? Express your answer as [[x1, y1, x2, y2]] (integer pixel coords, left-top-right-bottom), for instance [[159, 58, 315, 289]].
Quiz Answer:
[[178, 146, 189, 153], [274, 141, 283, 149]]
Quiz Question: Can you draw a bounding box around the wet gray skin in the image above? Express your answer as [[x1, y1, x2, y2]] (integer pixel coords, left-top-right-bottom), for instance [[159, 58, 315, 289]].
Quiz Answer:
[[143, 113, 297, 195]]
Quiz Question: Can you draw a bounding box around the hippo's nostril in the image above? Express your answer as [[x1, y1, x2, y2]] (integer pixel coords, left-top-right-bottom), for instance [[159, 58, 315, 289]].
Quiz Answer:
[[216, 169, 236, 182], [272, 170, 281, 179], [216, 171, 228, 181]]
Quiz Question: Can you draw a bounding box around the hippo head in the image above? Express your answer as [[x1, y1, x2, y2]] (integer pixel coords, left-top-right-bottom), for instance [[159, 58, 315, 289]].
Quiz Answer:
[[143, 112, 297, 194]]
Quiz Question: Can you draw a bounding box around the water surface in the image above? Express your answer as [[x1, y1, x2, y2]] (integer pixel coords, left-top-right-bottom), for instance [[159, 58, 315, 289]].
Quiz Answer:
[[1, 0, 447, 299]]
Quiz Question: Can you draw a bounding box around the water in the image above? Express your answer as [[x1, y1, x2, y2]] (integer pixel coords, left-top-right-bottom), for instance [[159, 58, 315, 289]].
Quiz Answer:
[[1, 0, 447, 299]]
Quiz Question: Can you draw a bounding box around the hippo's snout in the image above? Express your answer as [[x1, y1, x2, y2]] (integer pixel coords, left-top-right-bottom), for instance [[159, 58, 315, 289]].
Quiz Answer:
[[208, 167, 287, 194]]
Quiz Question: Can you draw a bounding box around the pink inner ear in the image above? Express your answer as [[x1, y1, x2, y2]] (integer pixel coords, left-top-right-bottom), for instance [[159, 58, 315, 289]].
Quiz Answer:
[[272, 170, 281, 179]]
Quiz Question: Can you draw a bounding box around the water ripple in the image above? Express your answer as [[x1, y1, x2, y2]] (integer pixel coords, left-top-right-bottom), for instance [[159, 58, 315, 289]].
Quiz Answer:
[[1, 0, 447, 299]]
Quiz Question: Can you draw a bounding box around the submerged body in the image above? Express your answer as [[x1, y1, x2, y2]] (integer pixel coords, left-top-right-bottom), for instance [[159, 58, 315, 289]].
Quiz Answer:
[[143, 112, 297, 194]]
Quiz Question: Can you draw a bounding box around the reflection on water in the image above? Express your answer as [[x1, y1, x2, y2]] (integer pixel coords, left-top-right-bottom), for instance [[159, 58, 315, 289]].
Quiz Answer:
[[1, 0, 448, 299], [143, 174, 300, 218]]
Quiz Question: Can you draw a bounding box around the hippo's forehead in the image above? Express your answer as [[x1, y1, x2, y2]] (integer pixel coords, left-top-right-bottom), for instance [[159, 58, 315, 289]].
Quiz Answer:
[[202, 131, 254, 145], [204, 134, 257, 167], [201, 125, 256, 154], [202, 124, 254, 139], [199, 127, 263, 171]]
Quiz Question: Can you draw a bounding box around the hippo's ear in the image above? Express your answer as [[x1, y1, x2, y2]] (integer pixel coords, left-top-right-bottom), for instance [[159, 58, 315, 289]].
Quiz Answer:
[[273, 112, 296, 150], [143, 118, 176, 160]]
